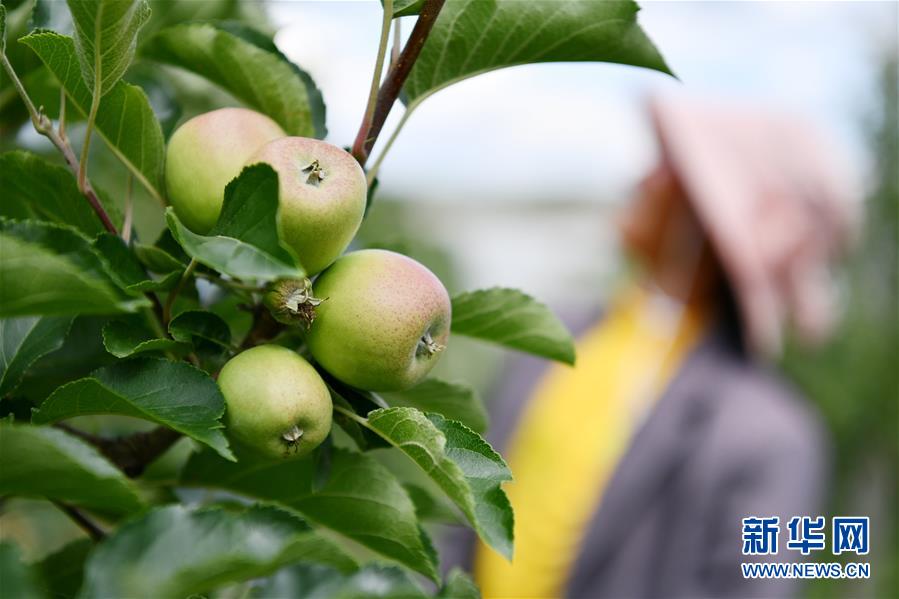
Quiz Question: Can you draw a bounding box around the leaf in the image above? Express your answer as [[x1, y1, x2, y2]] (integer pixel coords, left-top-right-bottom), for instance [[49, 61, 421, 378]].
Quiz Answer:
[[101, 318, 186, 358], [0, 542, 43, 599], [0, 151, 108, 236], [439, 568, 481, 599], [0, 219, 149, 317], [142, 22, 323, 137], [0, 422, 143, 514], [404, 0, 672, 108], [168, 310, 231, 350], [383, 378, 488, 434], [254, 563, 427, 599], [166, 164, 305, 282], [79, 504, 358, 598], [20, 31, 164, 200], [66, 0, 150, 97], [363, 407, 513, 559], [33, 539, 92, 599], [404, 483, 462, 524], [451, 288, 575, 364], [0, 316, 73, 396], [93, 233, 181, 293], [388, 0, 426, 18], [133, 229, 187, 274], [181, 446, 439, 580], [33, 357, 234, 460]]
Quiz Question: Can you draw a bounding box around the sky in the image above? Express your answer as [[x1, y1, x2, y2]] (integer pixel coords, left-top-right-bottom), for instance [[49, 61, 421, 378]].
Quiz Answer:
[[270, 0, 898, 204]]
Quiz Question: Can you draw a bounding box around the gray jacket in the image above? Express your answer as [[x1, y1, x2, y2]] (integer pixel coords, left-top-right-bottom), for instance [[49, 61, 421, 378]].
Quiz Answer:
[[441, 325, 829, 598]]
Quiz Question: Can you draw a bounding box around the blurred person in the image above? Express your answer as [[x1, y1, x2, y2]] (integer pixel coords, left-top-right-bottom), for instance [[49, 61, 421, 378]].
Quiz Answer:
[[442, 96, 859, 598]]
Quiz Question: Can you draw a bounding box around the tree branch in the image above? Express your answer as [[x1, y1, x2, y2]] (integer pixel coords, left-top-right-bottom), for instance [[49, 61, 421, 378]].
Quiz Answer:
[[352, 0, 446, 165], [54, 502, 106, 541], [56, 423, 182, 478]]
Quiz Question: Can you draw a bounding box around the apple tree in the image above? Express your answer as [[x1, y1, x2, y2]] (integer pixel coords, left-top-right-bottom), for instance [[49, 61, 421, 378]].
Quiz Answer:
[[0, 0, 670, 596]]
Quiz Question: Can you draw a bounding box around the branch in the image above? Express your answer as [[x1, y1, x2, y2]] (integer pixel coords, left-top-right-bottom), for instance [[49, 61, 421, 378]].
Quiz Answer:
[[54, 502, 106, 541], [352, 0, 446, 165], [56, 423, 182, 478]]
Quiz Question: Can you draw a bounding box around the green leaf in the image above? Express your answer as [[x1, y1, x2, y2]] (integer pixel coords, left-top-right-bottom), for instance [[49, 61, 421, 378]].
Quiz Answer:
[[404, 483, 462, 524], [383, 378, 488, 434], [439, 568, 481, 599], [0, 316, 74, 396], [101, 318, 186, 358], [0, 542, 43, 599], [80, 504, 357, 598], [33, 357, 234, 460], [168, 310, 231, 350], [166, 164, 305, 283], [133, 229, 187, 274], [33, 539, 91, 599], [0, 151, 108, 236], [0, 219, 149, 317], [93, 233, 181, 293], [142, 22, 323, 137], [20, 31, 164, 200], [451, 288, 575, 364], [0, 422, 144, 514], [254, 563, 427, 599], [181, 446, 439, 580], [389, 0, 426, 18], [66, 0, 150, 97], [404, 0, 672, 108], [363, 407, 513, 559]]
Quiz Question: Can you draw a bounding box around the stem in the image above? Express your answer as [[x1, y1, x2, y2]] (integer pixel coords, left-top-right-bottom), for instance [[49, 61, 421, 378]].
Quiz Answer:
[[54, 502, 106, 541], [58, 88, 68, 142], [391, 18, 402, 68], [164, 258, 198, 324], [78, 80, 102, 193], [333, 404, 368, 426], [0, 53, 118, 235], [366, 106, 414, 186], [55, 423, 182, 478], [352, 0, 394, 162], [352, 0, 446, 165]]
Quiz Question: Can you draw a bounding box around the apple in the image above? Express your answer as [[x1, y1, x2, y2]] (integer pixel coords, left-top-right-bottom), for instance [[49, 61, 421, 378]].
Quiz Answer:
[[245, 137, 367, 275], [307, 249, 451, 391], [166, 107, 285, 233], [217, 344, 332, 459]]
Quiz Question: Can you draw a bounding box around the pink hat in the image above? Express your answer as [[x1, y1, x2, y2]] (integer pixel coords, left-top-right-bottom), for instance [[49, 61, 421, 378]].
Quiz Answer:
[[649, 95, 860, 357]]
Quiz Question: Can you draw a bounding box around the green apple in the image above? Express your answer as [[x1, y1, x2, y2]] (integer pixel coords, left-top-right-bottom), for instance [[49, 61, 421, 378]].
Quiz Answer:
[[218, 345, 332, 459], [245, 137, 367, 275], [307, 249, 451, 391], [166, 107, 286, 233]]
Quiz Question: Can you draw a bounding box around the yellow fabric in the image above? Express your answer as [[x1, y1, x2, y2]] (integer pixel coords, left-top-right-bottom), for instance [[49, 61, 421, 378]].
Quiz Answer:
[[473, 288, 709, 599]]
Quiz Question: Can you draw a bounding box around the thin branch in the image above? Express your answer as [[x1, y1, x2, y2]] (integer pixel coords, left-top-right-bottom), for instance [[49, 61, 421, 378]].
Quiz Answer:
[[352, 0, 394, 163], [391, 18, 402, 68], [122, 174, 134, 243], [164, 258, 198, 324], [0, 53, 118, 235], [54, 502, 106, 541], [78, 36, 104, 193], [58, 88, 68, 143], [352, 0, 446, 165], [366, 106, 413, 186]]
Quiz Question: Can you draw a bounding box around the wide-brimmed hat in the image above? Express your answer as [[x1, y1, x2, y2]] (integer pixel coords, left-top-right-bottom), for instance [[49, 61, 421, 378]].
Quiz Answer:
[[649, 95, 860, 357]]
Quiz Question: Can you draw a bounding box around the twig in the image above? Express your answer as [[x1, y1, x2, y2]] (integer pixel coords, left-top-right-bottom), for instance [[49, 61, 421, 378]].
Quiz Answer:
[[391, 18, 402, 68], [0, 53, 117, 235], [366, 107, 413, 186], [352, 0, 446, 165], [77, 41, 104, 193], [164, 258, 198, 324], [352, 0, 394, 163], [122, 174, 134, 243], [56, 423, 183, 478], [54, 502, 106, 541]]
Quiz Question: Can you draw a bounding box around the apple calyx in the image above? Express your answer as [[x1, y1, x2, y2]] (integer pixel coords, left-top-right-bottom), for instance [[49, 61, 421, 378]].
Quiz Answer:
[[418, 330, 446, 358], [264, 278, 326, 327], [302, 159, 326, 186]]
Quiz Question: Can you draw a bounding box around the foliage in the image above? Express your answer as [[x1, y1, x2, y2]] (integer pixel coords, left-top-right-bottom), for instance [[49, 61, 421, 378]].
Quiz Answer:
[[0, 0, 670, 595]]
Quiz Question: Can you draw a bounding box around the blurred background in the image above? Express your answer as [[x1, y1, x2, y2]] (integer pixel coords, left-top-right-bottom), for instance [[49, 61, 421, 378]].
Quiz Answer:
[[1, 1, 896, 596]]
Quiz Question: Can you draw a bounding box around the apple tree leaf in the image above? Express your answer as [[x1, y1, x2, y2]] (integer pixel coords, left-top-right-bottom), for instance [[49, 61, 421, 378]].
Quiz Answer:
[[0, 219, 149, 318], [0, 151, 113, 236], [451, 288, 575, 364], [65, 0, 150, 97], [33, 357, 234, 461], [0, 316, 74, 396], [33, 539, 92, 599], [141, 22, 323, 137], [0, 422, 144, 514], [404, 0, 672, 108], [101, 318, 186, 358], [20, 31, 164, 201], [382, 378, 488, 434], [181, 446, 439, 581], [166, 164, 305, 283], [253, 563, 427, 599], [80, 504, 357, 598], [361, 407, 513, 559]]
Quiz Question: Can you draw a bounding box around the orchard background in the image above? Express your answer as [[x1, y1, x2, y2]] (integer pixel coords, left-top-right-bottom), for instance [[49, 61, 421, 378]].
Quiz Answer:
[[0, 1, 897, 598]]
